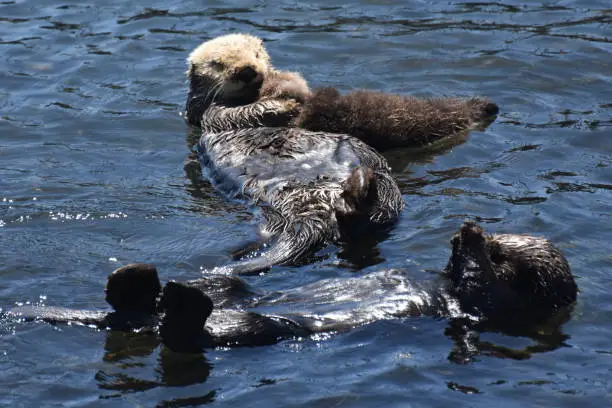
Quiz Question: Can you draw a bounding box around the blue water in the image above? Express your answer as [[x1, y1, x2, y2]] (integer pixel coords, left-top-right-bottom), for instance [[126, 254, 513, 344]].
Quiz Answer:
[[1, 1, 611, 406]]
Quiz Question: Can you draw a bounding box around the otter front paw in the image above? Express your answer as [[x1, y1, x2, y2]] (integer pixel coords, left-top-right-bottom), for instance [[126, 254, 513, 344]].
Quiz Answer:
[[259, 98, 302, 127], [280, 98, 301, 114]]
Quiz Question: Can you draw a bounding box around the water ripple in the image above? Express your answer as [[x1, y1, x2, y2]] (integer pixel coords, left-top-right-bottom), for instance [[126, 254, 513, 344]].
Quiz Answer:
[[1, 0, 611, 406]]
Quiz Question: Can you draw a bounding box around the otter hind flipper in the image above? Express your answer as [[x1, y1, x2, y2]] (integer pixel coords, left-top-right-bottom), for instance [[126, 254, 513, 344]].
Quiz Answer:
[[105, 263, 162, 315], [158, 281, 214, 352]]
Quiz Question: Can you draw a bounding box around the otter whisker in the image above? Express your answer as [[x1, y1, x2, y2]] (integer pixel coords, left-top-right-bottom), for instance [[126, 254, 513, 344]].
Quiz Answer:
[[205, 80, 224, 104]]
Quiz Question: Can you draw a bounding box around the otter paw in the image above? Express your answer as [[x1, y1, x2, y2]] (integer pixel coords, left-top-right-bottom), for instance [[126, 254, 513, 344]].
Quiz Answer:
[[282, 98, 301, 113]]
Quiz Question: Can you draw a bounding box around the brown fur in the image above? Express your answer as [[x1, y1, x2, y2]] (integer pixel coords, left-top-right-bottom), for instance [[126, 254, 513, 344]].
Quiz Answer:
[[294, 88, 498, 150], [444, 221, 577, 325], [259, 70, 311, 103], [260, 70, 498, 150]]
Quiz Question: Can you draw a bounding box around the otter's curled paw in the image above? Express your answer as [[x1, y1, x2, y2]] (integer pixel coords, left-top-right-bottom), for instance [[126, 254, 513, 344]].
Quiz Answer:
[[258, 98, 302, 127]]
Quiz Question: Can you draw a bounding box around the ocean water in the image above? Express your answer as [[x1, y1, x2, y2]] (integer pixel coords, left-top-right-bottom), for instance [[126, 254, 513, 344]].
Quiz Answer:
[[1, 1, 611, 407]]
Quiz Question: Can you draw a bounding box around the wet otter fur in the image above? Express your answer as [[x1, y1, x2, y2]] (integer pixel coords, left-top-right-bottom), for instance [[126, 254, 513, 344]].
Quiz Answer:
[[260, 70, 499, 150], [8, 222, 577, 353], [185, 33, 301, 130], [186, 34, 405, 275], [444, 221, 577, 327], [7, 264, 310, 352], [185, 33, 499, 151]]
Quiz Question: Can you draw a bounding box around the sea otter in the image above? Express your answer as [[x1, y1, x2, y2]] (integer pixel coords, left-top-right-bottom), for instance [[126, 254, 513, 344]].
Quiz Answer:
[[260, 70, 499, 150], [7, 222, 577, 354], [185, 33, 499, 150], [443, 221, 578, 327], [186, 35, 405, 275]]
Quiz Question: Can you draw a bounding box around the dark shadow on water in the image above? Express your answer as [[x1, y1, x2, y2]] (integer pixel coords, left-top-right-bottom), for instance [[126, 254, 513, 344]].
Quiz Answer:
[[155, 391, 216, 408], [336, 226, 392, 270], [445, 304, 575, 364], [382, 130, 470, 172], [102, 330, 160, 363], [96, 330, 214, 402]]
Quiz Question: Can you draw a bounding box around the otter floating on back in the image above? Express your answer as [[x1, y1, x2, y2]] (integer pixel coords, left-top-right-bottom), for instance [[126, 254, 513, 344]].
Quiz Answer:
[[185, 34, 404, 275], [185, 33, 499, 151], [8, 222, 577, 355]]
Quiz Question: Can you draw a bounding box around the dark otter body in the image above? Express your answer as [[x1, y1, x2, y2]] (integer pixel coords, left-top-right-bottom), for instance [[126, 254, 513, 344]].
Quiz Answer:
[[258, 71, 499, 151], [444, 221, 578, 327], [182, 220, 576, 333], [7, 222, 577, 354]]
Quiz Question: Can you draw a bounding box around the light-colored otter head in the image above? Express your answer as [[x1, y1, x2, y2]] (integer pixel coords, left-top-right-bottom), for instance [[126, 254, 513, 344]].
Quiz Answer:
[[187, 33, 272, 104]]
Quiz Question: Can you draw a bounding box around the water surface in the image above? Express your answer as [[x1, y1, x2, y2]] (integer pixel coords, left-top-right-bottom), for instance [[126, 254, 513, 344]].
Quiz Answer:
[[1, 1, 611, 407]]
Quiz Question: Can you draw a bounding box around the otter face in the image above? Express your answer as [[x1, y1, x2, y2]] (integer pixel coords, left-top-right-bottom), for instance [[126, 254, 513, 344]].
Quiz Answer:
[[187, 33, 272, 104]]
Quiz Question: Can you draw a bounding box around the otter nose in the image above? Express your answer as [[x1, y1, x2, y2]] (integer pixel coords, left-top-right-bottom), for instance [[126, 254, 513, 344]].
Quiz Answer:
[[234, 66, 259, 83]]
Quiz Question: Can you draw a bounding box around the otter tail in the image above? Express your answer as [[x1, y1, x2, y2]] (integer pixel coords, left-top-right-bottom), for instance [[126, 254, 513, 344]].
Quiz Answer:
[[209, 218, 329, 276]]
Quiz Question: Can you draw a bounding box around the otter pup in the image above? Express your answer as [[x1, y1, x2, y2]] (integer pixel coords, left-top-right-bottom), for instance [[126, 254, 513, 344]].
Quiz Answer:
[[186, 34, 404, 275], [185, 33, 499, 150], [259, 71, 499, 150], [7, 222, 577, 352]]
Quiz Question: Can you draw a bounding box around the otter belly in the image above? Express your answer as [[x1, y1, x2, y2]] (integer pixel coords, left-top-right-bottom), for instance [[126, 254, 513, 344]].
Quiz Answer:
[[193, 126, 403, 274], [197, 126, 386, 203]]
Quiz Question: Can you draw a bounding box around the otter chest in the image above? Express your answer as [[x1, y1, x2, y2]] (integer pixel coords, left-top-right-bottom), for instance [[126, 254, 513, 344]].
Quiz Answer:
[[197, 128, 363, 201]]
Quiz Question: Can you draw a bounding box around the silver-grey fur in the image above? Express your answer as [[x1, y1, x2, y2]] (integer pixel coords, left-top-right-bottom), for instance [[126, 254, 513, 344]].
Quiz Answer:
[[198, 126, 404, 275], [186, 34, 404, 275]]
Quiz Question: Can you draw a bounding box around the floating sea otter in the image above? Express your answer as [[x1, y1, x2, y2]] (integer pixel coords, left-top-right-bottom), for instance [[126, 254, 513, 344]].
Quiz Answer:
[[186, 34, 405, 275], [185, 33, 499, 150], [7, 222, 577, 355]]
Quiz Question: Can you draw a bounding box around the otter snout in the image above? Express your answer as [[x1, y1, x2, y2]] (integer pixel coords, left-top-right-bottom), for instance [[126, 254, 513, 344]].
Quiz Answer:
[[233, 65, 262, 85]]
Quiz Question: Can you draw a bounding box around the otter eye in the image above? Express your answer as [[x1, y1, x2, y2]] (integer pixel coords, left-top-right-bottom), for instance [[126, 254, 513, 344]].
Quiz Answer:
[[211, 60, 224, 70]]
